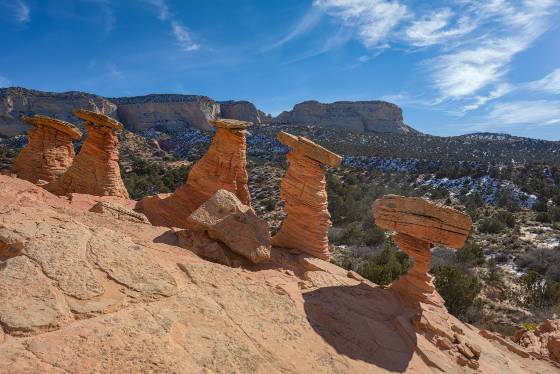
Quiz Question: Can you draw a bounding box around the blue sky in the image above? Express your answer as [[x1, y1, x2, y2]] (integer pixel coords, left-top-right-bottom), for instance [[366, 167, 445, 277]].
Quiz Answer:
[[1, 0, 559, 139]]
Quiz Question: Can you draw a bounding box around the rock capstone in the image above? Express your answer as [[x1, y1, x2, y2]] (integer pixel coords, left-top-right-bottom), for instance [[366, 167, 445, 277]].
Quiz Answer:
[[139, 118, 251, 228], [186, 189, 271, 263], [271, 132, 342, 260], [47, 109, 129, 198], [11, 115, 81, 184], [372, 195, 472, 305]]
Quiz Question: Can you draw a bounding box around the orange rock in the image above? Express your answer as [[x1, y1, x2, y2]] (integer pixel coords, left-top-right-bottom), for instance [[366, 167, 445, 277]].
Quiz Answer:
[[138, 119, 251, 228], [272, 132, 342, 260], [513, 319, 560, 362], [372, 194, 472, 305], [47, 110, 129, 198], [11, 115, 81, 184]]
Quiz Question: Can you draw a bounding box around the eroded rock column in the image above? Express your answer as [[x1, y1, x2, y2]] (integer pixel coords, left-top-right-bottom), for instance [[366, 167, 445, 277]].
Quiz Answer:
[[11, 115, 82, 184], [372, 194, 472, 306], [139, 119, 251, 228], [271, 132, 341, 260], [47, 109, 129, 198]]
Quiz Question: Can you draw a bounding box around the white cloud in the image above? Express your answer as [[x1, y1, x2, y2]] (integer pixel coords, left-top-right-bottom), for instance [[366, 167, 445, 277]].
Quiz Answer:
[[171, 21, 200, 52], [486, 100, 560, 127], [527, 69, 560, 94], [0, 76, 11, 87], [0, 0, 30, 23], [462, 83, 513, 112], [404, 8, 475, 47], [314, 0, 408, 47], [144, 0, 170, 21], [266, 6, 322, 50]]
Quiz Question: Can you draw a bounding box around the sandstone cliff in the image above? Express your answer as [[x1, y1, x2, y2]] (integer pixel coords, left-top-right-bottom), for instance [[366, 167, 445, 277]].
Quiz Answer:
[[0, 174, 558, 373], [274, 100, 416, 134]]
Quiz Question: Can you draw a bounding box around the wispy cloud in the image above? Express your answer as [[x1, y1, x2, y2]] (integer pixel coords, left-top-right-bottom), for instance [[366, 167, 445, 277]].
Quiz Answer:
[[314, 0, 408, 47], [403, 8, 475, 47], [527, 68, 560, 95], [0, 0, 31, 23], [86, 0, 115, 34], [265, 6, 322, 51], [0, 75, 11, 87], [144, 0, 200, 52], [484, 100, 560, 128], [171, 20, 200, 52]]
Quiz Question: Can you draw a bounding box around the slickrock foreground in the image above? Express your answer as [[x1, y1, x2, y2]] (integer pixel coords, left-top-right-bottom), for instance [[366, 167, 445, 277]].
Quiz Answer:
[[372, 194, 472, 306], [139, 118, 251, 228], [11, 115, 81, 184], [0, 175, 558, 373], [47, 109, 129, 198], [272, 131, 342, 260]]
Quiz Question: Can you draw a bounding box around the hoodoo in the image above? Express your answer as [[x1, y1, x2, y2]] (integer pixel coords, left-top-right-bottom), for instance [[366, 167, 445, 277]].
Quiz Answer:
[[139, 118, 251, 228], [372, 194, 472, 306], [11, 115, 81, 184], [271, 131, 342, 260], [47, 109, 129, 198]]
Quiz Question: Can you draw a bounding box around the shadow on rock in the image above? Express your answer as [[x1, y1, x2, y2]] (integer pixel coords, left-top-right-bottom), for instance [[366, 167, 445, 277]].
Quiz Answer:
[[303, 283, 415, 372]]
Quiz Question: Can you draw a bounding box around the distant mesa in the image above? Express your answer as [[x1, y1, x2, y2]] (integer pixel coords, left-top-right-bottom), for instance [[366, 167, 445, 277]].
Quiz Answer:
[[0, 87, 417, 136], [11, 114, 81, 184]]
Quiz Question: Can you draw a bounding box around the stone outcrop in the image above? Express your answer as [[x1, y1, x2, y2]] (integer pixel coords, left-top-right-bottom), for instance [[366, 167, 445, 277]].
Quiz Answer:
[[274, 100, 416, 134], [0, 87, 117, 137], [372, 194, 472, 306], [186, 189, 271, 263], [47, 109, 129, 198], [513, 319, 560, 362], [272, 132, 342, 260], [0, 175, 559, 373], [219, 100, 272, 124], [139, 118, 251, 228], [89, 201, 149, 224], [10, 115, 81, 184]]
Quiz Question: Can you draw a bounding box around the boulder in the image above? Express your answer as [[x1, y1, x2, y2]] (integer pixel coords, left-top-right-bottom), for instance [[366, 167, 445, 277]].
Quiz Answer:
[[47, 109, 129, 198], [139, 119, 251, 228], [11, 115, 81, 184], [372, 194, 472, 306], [272, 132, 342, 260], [513, 319, 560, 362], [186, 189, 271, 263]]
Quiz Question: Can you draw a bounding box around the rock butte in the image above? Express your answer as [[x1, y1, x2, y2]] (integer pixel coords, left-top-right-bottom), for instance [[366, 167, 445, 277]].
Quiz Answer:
[[272, 132, 342, 260], [0, 175, 558, 373], [372, 194, 472, 306], [10, 115, 82, 184], [47, 109, 129, 198], [138, 118, 251, 228]]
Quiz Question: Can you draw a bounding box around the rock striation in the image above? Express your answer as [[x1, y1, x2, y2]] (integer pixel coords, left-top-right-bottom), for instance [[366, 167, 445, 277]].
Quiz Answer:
[[139, 118, 251, 228], [47, 109, 129, 198], [513, 319, 560, 362], [11, 115, 81, 184], [274, 100, 416, 134], [186, 189, 271, 263], [372, 194, 472, 306], [0, 175, 558, 373], [272, 132, 342, 260]]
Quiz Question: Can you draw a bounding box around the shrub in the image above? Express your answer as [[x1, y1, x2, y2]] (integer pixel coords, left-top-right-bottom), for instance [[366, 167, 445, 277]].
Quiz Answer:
[[354, 241, 411, 286], [433, 265, 482, 319], [478, 217, 505, 233], [455, 241, 485, 267], [520, 271, 560, 309]]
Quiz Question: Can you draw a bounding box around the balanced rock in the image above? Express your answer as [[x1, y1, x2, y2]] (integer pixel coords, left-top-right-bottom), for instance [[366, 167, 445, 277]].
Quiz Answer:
[[11, 115, 81, 184], [271, 132, 342, 260], [47, 109, 129, 198], [372, 194, 472, 305], [139, 119, 251, 228], [186, 189, 271, 263]]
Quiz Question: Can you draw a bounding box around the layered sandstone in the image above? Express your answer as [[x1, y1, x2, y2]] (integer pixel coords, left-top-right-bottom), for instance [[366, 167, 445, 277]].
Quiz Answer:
[[0, 175, 558, 373], [272, 132, 342, 260], [372, 194, 472, 306], [47, 109, 129, 198], [139, 119, 251, 228], [274, 100, 416, 134], [11, 115, 81, 184]]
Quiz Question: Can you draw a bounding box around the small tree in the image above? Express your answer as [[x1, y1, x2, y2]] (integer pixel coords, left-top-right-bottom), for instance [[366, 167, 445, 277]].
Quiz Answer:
[[433, 266, 482, 319]]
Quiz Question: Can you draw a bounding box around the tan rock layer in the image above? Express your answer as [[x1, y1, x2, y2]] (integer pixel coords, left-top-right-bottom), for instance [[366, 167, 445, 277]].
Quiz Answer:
[[47, 121, 129, 198], [11, 118, 79, 184], [373, 194, 471, 248], [272, 150, 331, 260], [277, 131, 342, 168], [139, 127, 250, 228]]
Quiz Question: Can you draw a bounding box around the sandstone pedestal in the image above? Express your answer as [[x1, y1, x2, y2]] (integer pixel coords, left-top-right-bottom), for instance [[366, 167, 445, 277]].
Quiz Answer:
[[271, 132, 342, 260], [372, 195, 472, 306], [11, 115, 81, 184], [139, 119, 251, 228], [47, 109, 129, 198]]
